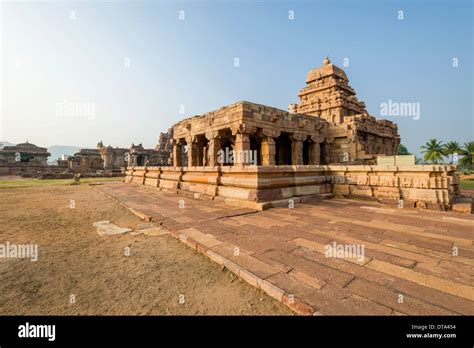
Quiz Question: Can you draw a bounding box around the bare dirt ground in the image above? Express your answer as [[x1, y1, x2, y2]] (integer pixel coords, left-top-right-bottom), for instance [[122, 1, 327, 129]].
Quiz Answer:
[[0, 184, 292, 315]]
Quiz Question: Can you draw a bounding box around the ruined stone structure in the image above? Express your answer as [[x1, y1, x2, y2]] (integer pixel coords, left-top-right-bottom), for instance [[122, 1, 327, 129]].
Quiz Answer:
[[67, 141, 171, 175], [67, 149, 103, 173], [0, 142, 50, 176], [155, 128, 173, 165], [96, 141, 128, 173], [129, 143, 167, 166], [126, 58, 466, 212], [0, 139, 171, 178]]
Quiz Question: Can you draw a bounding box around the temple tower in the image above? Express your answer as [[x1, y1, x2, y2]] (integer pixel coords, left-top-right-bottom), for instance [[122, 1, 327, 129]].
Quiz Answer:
[[290, 57, 367, 124]]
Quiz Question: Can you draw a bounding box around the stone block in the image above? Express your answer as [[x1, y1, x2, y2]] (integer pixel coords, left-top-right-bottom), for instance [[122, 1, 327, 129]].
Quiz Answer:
[[239, 269, 260, 287], [281, 187, 297, 198], [258, 279, 285, 302], [370, 175, 397, 187], [395, 155, 415, 165], [373, 186, 401, 199], [177, 227, 223, 248], [349, 185, 373, 197], [206, 250, 225, 265], [295, 185, 321, 196], [400, 188, 439, 203], [159, 179, 178, 190], [131, 176, 145, 185], [377, 156, 395, 165], [333, 184, 350, 195], [218, 186, 251, 200], [144, 178, 158, 187]]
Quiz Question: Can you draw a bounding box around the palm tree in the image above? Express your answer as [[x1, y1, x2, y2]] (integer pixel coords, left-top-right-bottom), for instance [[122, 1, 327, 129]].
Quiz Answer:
[[421, 139, 445, 164], [459, 141, 474, 170], [443, 141, 462, 164]]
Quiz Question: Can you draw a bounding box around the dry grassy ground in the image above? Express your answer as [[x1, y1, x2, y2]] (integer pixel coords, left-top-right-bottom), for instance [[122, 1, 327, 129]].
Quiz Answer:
[[0, 184, 292, 315]]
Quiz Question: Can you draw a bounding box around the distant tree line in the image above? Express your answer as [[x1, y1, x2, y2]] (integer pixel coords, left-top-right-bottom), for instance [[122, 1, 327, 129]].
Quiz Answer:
[[397, 140, 474, 170]]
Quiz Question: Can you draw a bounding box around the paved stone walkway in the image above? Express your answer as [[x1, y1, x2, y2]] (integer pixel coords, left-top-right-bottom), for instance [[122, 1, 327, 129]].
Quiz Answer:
[[95, 182, 474, 315]]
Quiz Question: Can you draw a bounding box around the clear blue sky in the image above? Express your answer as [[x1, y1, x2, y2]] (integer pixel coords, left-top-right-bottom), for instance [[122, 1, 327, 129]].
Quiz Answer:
[[1, 0, 472, 156]]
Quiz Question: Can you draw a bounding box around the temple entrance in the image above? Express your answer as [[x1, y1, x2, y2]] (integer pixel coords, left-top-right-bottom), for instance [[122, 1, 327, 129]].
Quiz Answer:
[[320, 141, 328, 165], [136, 155, 145, 166], [20, 153, 33, 163], [275, 133, 292, 165]]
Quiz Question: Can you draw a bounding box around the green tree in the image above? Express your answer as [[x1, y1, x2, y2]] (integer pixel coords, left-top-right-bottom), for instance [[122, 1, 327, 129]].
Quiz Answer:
[[397, 144, 411, 155], [420, 139, 445, 164], [459, 141, 474, 170], [443, 141, 462, 164]]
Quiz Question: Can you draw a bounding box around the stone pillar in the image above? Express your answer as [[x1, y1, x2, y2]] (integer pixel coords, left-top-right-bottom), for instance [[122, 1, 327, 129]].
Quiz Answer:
[[321, 138, 332, 164], [202, 146, 208, 166], [261, 137, 276, 165], [186, 136, 197, 167], [292, 140, 303, 165], [103, 151, 113, 169], [194, 139, 204, 166], [192, 143, 199, 166], [116, 151, 125, 168], [206, 132, 220, 167], [291, 133, 306, 165], [259, 129, 279, 166], [309, 142, 321, 165], [172, 141, 182, 167], [348, 133, 357, 163], [233, 133, 251, 165]]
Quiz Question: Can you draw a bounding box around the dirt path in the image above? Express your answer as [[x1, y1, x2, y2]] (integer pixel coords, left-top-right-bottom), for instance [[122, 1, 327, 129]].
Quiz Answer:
[[0, 184, 292, 315]]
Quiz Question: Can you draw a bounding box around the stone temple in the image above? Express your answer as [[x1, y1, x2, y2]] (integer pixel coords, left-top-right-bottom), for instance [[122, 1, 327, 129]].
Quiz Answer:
[[172, 57, 400, 167], [0, 142, 50, 176], [124, 58, 460, 212]]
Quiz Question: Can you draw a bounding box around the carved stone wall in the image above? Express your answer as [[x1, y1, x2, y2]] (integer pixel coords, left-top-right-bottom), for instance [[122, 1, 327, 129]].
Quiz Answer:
[[330, 164, 458, 210], [125, 164, 459, 211]]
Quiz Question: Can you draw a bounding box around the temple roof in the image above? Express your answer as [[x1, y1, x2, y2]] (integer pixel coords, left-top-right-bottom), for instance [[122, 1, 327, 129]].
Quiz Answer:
[[306, 57, 348, 83], [15, 141, 40, 148], [1, 141, 49, 153]]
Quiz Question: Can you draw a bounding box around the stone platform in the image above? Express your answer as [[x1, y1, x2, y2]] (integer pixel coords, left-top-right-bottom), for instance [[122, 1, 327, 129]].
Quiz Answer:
[[126, 164, 462, 212], [94, 182, 474, 315]]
